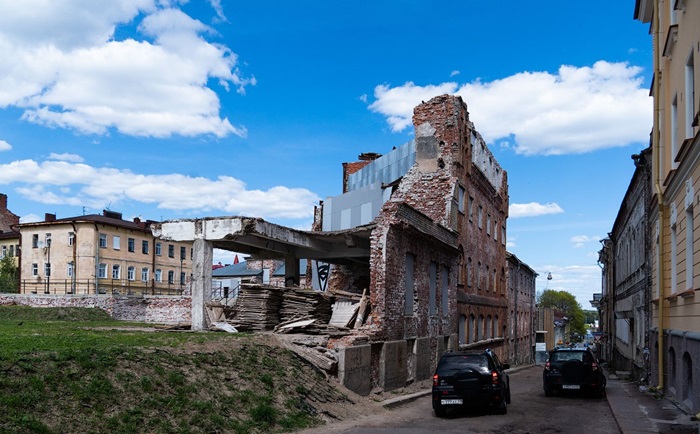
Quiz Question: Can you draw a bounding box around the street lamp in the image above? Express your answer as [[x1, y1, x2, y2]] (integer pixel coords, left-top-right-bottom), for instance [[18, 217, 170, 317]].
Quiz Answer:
[[44, 237, 51, 294], [544, 271, 553, 290]]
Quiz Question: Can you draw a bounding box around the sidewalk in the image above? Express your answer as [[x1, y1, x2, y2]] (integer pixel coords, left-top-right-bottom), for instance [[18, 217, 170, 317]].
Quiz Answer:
[[603, 367, 698, 433]]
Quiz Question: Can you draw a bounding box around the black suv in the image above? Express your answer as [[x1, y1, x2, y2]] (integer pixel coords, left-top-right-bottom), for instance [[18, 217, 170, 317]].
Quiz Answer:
[[432, 349, 511, 416], [543, 347, 606, 397]]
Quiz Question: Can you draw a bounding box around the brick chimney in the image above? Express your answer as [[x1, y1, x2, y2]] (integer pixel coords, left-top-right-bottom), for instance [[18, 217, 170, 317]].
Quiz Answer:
[[0, 193, 7, 210], [45, 213, 56, 222]]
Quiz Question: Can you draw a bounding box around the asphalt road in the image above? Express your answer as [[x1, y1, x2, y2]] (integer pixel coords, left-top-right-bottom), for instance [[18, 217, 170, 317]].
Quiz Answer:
[[299, 365, 620, 434]]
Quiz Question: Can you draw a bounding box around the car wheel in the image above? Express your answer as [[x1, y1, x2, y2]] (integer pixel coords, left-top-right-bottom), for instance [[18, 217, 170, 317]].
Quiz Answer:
[[495, 396, 507, 414], [434, 405, 447, 418]]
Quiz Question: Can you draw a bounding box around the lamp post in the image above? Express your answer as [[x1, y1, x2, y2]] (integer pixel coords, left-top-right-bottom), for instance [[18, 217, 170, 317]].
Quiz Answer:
[[44, 237, 51, 294]]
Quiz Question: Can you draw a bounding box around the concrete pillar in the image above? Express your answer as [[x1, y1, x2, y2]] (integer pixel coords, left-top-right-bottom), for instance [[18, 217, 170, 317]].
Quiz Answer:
[[284, 254, 299, 286], [191, 238, 213, 331]]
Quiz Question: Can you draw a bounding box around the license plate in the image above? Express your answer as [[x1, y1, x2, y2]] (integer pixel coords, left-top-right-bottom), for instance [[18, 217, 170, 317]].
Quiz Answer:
[[441, 399, 463, 405], [562, 385, 580, 390]]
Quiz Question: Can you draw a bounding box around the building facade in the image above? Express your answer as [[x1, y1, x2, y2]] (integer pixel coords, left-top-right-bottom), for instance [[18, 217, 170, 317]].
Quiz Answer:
[[635, 0, 700, 413], [18, 210, 193, 295], [0, 193, 20, 267], [599, 148, 652, 382], [506, 252, 537, 365]]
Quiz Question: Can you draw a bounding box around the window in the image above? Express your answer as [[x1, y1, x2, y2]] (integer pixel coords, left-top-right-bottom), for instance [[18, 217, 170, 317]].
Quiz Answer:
[[113, 236, 120, 250], [672, 95, 679, 166], [45, 233, 51, 247], [429, 262, 437, 316], [502, 225, 506, 246], [478, 206, 483, 229], [167, 270, 174, 284], [180, 246, 186, 260], [155, 242, 162, 256], [141, 268, 149, 282], [468, 196, 474, 222], [68, 232, 75, 246], [8, 245, 14, 257], [686, 50, 695, 139], [155, 269, 162, 282], [486, 213, 491, 235], [441, 266, 449, 314], [32, 263, 38, 276], [112, 264, 121, 279], [458, 185, 465, 213], [493, 219, 498, 241], [168, 244, 174, 258], [467, 258, 472, 287], [32, 234, 39, 248], [127, 266, 135, 281], [0, 246, 5, 258], [127, 238, 134, 252], [405, 253, 415, 315], [180, 272, 186, 285], [98, 263, 107, 278], [99, 234, 107, 248], [459, 315, 467, 344], [142, 240, 149, 254], [67, 262, 74, 278], [671, 204, 678, 294], [44, 262, 51, 277]]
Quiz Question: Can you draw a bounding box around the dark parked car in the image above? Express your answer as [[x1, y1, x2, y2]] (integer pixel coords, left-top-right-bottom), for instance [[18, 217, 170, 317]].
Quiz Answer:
[[543, 347, 606, 397], [432, 349, 510, 417]]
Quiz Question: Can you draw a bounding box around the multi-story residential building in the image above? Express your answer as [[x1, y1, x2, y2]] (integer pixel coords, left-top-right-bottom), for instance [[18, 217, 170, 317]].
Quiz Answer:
[[506, 252, 537, 365], [635, 0, 700, 412], [18, 210, 193, 295], [599, 148, 652, 383]]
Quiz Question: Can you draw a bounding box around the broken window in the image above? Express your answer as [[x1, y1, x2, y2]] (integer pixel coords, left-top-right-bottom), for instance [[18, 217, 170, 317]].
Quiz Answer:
[[405, 253, 415, 315]]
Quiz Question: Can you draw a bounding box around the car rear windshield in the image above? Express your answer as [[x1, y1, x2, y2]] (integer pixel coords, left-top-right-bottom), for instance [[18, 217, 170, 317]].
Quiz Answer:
[[550, 351, 593, 363], [437, 355, 490, 375]]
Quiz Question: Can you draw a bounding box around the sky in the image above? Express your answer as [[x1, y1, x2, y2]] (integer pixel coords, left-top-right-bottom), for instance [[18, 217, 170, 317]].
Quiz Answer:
[[0, 0, 653, 309]]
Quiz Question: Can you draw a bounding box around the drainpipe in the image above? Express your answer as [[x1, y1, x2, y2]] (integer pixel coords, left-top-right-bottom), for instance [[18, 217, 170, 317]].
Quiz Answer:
[[652, 0, 665, 390], [93, 222, 100, 294], [70, 221, 77, 293]]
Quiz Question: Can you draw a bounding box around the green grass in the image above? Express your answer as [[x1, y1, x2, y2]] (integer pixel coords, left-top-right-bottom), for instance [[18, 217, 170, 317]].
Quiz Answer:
[[0, 305, 341, 434]]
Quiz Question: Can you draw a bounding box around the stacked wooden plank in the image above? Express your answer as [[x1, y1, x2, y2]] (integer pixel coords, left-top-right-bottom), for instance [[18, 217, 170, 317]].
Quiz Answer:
[[228, 285, 283, 331], [279, 288, 332, 324]]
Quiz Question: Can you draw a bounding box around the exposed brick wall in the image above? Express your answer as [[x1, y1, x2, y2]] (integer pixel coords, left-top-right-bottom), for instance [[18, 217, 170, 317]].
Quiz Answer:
[[0, 193, 20, 232], [0, 294, 191, 324]]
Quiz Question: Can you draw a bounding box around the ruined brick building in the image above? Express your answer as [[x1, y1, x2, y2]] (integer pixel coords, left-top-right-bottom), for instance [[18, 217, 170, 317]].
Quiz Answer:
[[152, 94, 509, 395], [0, 193, 20, 264]]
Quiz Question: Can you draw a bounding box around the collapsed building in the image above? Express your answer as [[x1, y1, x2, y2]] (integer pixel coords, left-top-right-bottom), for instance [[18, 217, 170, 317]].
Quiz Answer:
[[151, 94, 509, 395]]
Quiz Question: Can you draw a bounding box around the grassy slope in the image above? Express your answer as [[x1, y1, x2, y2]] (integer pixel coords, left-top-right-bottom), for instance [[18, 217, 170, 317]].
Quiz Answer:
[[0, 306, 351, 434]]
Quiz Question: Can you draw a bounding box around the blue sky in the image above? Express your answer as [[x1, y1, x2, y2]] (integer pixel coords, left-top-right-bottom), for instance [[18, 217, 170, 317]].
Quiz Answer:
[[0, 1, 652, 309]]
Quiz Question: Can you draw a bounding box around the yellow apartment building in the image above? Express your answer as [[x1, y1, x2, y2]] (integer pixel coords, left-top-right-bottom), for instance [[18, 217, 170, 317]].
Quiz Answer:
[[635, 0, 700, 412], [18, 210, 193, 295]]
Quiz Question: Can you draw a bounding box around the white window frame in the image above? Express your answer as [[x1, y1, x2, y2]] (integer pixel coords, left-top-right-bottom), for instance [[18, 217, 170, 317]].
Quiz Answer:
[[155, 269, 162, 282], [112, 264, 120, 280], [68, 232, 75, 246], [141, 267, 149, 282], [98, 263, 107, 278], [32, 263, 38, 276], [127, 266, 135, 281], [113, 235, 120, 250]]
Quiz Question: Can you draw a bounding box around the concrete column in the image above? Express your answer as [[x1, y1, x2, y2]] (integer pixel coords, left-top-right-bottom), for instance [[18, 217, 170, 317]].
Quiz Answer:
[[191, 238, 213, 331], [284, 254, 299, 287]]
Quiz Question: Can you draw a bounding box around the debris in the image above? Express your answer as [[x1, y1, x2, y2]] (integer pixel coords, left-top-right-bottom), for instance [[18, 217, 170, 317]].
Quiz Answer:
[[209, 322, 238, 333]]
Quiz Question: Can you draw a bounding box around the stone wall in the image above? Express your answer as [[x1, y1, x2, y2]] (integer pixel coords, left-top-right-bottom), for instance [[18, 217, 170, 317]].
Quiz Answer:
[[0, 293, 191, 324]]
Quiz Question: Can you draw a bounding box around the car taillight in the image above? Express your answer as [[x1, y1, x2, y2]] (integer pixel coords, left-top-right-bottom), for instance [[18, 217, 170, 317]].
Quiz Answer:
[[592, 362, 598, 371], [544, 361, 551, 371], [492, 371, 499, 385], [433, 373, 439, 386]]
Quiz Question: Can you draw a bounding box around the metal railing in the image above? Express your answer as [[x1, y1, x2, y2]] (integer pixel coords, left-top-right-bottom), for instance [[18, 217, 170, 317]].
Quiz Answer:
[[19, 279, 186, 296]]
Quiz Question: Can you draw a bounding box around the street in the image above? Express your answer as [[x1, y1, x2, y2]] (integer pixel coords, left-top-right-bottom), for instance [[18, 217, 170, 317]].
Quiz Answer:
[[298, 365, 620, 434]]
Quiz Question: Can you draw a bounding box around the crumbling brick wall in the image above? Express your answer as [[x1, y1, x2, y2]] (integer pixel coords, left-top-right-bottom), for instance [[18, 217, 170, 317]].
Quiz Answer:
[[0, 194, 20, 232]]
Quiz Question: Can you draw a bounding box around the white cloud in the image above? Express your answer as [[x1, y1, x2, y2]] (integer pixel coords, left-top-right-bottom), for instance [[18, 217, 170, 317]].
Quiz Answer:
[[48, 153, 84, 163], [509, 202, 564, 218], [450, 70, 460, 77], [19, 213, 41, 224], [368, 61, 651, 155], [570, 234, 600, 248], [0, 1, 253, 138], [535, 264, 602, 309], [0, 159, 319, 220], [0, 139, 11, 151]]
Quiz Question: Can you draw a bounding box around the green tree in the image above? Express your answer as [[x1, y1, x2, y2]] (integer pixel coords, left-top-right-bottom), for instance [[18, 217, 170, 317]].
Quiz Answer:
[[0, 255, 19, 293], [537, 289, 586, 337], [583, 309, 599, 325]]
